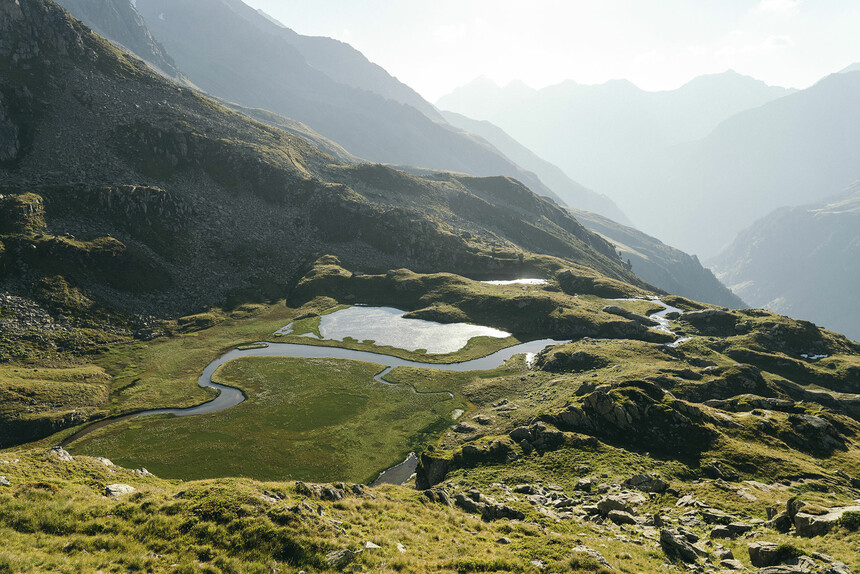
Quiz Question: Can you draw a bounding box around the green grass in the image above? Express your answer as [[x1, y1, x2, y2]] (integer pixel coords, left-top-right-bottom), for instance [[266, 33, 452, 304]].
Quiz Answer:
[[68, 357, 465, 483]]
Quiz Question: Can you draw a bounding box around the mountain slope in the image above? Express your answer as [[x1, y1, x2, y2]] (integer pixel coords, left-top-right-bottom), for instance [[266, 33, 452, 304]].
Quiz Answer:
[[647, 71, 860, 256], [570, 208, 746, 309], [0, 0, 641, 328], [114, 0, 564, 205], [710, 183, 860, 341], [244, 5, 444, 122], [53, 0, 185, 81], [441, 110, 631, 223]]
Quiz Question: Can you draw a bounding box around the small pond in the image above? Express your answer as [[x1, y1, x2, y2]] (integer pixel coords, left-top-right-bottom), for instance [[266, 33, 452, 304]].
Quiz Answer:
[[315, 306, 511, 354]]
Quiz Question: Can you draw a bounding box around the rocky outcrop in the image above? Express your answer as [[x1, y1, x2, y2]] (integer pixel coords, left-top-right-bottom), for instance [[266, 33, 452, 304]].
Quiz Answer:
[[40, 185, 192, 235], [622, 473, 669, 493], [104, 483, 136, 497], [548, 383, 718, 455], [415, 439, 515, 489], [602, 305, 659, 327], [660, 528, 707, 562], [0, 100, 20, 163], [454, 490, 525, 522]]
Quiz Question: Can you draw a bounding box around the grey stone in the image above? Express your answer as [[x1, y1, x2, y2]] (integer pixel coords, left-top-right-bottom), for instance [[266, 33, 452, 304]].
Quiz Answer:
[[607, 510, 638, 525], [623, 473, 669, 493], [720, 559, 745, 570], [597, 495, 633, 516], [0, 476, 9, 487], [659, 528, 703, 563], [748, 542, 782, 567], [496, 537, 512, 545], [325, 549, 355, 569], [727, 521, 753, 535], [105, 484, 136, 497], [572, 546, 613, 569], [575, 477, 593, 492], [793, 508, 856, 537], [50, 446, 73, 462]]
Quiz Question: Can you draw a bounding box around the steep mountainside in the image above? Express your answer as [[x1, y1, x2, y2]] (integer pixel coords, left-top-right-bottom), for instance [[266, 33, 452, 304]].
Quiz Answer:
[[102, 0, 564, 205], [53, 0, 185, 81], [0, 0, 640, 340], [245, 5, 443, 122], [570, 208, 746, 309], [710, 183, 860, 341], [441, 110, 631, 223], [438, 72, 793, 220]]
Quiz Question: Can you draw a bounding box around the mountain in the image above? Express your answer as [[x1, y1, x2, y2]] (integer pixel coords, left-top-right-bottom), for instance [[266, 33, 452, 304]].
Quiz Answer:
[[441, 110, 631, 223], [710, 182, 860, 341], [53, 0, 185, 81], [437, 71, 793, 217], [644, 70, 860, 256], [570, 208, 746, 309], [67, 0, 560, 206], [840, 62, 860, 74], [0, 0, 641, 325]]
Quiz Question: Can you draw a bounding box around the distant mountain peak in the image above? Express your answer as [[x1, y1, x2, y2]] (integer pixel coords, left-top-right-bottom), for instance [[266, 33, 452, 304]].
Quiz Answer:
[[839, 62, 860, 74]]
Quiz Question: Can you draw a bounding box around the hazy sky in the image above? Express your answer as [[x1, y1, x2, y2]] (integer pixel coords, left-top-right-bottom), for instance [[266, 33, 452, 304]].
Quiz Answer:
[[241, 0, 860, 101]]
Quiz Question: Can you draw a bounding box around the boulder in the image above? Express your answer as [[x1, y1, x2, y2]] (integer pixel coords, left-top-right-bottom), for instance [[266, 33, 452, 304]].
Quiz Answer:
[[794, 511, 838, 537], [720, 559, 745, 570], [0, 476, 9, 487], [748, 542, 787, 567], [423, 488, 452, 507], [607, 510, 638, 525], [767, 511, 793, 533], [701, 508, 735, 525], [659, 529, 703, 563], [572, 546, 613, 570], [623, 473, 668, 493], [575, 478, 593, 492], [105, 484, 136, 497], [50, 446, 73, 462], [597, 495, 633, 516], [364, 541, 381, 550], [325, 549, 355, 569]]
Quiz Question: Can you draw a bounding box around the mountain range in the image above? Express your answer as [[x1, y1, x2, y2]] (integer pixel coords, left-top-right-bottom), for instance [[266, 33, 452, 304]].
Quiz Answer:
[[54, 0, 611, 211], [710, 182, 860, 340], [1, 0, 642, 322], [438, 71, 860, 257]]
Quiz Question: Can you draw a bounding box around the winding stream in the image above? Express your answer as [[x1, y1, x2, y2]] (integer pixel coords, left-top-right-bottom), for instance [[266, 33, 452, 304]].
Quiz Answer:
[[63, 298, 689, 482], [62, 337, 567, 448]]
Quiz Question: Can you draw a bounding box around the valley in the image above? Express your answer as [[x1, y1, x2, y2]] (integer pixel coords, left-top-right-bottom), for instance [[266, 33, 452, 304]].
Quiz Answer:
[[2, 1, 860, 573]]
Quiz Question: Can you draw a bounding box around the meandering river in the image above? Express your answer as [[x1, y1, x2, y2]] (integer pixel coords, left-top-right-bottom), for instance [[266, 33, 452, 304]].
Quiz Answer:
[[63, 298, 689, 483]]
